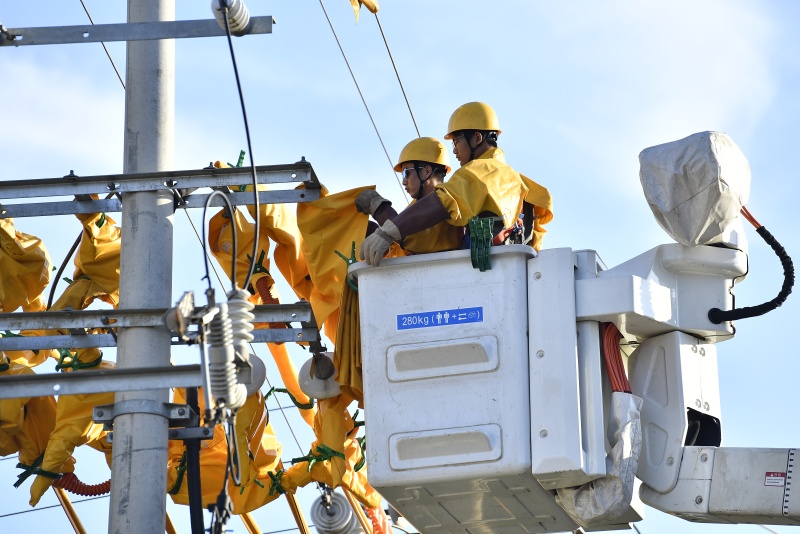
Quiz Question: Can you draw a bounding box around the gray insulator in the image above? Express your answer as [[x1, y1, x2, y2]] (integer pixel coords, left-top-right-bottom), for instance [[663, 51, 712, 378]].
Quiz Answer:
[[310, 491, 362, 534]]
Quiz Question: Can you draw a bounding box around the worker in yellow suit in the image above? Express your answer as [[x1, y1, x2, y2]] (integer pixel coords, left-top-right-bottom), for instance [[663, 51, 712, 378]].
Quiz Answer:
[[361, 102, 553, 265], [355, 137, 461, 255]]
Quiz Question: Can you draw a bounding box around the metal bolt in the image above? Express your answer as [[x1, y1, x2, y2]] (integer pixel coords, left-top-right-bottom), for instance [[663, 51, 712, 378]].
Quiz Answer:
[[203, 428, 210, 436], [170, 430, 178, 438], [53, 384, 61, 392], [696, 399, 702, 408], [97, 410, 104, 417], [540, 430, 548, 438], [178, 408, 186, 416], [107, 182, 118, 190], [666, 457, 674, 466], [703, 402, 710, 411], [692, 345, 698, 353], [699, 347, 706, 356], [701, 454, 709, 463], [534, 272, 542, 280], [536, 350, 545, 359], [695, 496, 703, 505]]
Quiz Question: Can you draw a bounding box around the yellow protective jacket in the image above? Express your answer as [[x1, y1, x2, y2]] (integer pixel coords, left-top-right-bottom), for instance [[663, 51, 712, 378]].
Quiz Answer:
[[0, 218, 52, 313], [435, 147, 528, 230], [296, 185, 371, 343], [0, 358, 57, 470], [28, 361, 115, 506], [399, 200, 462, 255], [520, 174, 553, 252], [167, 389, 283, 514]]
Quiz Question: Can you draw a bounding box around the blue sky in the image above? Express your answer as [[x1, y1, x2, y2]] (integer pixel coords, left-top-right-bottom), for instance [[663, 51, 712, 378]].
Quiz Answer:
[[1, 1, 800, 533]]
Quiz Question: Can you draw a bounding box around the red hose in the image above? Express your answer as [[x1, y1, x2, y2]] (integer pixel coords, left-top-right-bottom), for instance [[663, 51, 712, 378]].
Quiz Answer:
[[53, 472, 111, 497]]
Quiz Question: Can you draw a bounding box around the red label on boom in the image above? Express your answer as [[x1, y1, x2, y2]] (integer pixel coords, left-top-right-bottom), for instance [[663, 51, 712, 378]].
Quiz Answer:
[[765, 472, 787, 487]]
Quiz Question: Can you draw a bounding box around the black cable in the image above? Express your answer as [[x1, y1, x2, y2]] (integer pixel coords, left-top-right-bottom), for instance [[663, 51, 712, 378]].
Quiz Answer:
[[47, 234, 81, 310], [373, 14, 419, 138], [708, 225, 794, 324], [317, 0, 408, 202], [203, 190, 237, 292], [78, 0, 125, 89], [219, 2, 261, 292]]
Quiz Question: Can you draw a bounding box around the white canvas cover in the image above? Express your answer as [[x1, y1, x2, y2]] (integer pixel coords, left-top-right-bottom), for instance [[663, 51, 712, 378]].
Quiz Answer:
[[639, 131, 750, 247], [555, 392, 643, 528]]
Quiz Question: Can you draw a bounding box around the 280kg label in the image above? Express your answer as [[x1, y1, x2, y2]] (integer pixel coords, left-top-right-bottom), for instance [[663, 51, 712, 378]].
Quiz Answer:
[[396, 307, 483, 330]]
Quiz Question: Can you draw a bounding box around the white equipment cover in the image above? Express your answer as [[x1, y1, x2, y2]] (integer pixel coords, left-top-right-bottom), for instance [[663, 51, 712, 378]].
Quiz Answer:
[[555, 392, 643, 528], [639, 131, 750, 246]]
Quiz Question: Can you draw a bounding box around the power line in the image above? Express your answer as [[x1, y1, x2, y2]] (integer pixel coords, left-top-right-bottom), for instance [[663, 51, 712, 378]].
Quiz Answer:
[[0, 494, 108, 519], [78, 0, 125, 89], [316, 0, 408, 202], [373, 14, 419, 138]]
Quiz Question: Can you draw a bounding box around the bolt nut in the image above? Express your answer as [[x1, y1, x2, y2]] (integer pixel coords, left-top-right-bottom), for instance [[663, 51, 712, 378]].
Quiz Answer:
[[536, 350, 545, 359], [696, 399, 702, 408], [534, 272, 542, 280], [203, 428, 210, 436], [666, 457, 674, 466], [695, 496, 704, 505], [692, 345, 698, 353], [703, 402, 710, 411], [178, 408, 186, 416], [701, 453, 709, 463], [699, 347, 706, 356], [96, 410, 104, 417], [170, 430, 178, 438], [540, 430, 548, 438]]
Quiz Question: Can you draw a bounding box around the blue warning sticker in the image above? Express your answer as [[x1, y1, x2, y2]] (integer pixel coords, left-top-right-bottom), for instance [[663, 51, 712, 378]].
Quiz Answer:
[[396, 307, 483, 330]]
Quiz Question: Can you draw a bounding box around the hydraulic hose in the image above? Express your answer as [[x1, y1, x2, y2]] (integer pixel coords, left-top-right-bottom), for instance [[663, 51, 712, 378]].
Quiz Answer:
[[708, 225, 794, 324], [53, 472, 111, 497]]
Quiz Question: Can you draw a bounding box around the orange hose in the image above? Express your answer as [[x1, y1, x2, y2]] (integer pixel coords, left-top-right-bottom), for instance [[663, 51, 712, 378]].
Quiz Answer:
[[601, 323, 631, 393], [53, 472, 111, 497], [740, 206, 762, 229]]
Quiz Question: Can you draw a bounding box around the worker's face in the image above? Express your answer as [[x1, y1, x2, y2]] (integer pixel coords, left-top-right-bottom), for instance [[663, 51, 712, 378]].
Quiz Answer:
[[401, 164, 422, 197], [451, 132, 470, 166]]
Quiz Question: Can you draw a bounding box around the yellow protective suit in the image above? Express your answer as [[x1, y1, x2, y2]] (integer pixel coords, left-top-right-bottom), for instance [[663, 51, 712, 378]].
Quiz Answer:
[[0, 357, 57, 477], [0, 218, 51, 313], [520, 174, 553, 252], [333, 283, 363, 407], [399, 202, 462, 255], [266, 343, 316, 427], [28, 361, 115, 506], [266, 393, 382, 509], [65, 211, 121, 308], [167, 388, 283, 514], [296, 186, 371, 343], [435, 147, 528, 231]]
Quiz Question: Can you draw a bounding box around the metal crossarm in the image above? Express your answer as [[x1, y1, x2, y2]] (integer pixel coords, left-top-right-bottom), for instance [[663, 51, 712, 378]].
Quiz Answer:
[[0, 163, 321, 218], [0, 17, 273, 47]]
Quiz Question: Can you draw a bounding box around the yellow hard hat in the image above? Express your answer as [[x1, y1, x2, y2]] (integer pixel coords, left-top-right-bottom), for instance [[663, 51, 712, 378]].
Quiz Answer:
[[393, 137, 451, 173], [444, 102, 501, 139]]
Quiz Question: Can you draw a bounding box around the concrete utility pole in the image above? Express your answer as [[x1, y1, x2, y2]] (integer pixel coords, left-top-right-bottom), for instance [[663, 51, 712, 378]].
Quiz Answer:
[[110, 0, 175, 532]]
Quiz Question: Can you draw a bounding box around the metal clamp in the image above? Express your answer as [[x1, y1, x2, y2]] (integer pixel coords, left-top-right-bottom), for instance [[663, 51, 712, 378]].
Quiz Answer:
[[93, 401, 195, 429]]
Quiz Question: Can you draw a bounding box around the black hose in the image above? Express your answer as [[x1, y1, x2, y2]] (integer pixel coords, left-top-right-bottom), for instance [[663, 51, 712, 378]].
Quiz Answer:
[[708, 225, 794, 323]]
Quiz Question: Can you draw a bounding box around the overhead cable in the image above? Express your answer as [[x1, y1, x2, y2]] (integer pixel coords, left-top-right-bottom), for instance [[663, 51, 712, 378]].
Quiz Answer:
[[78, 0, 125, 89], [373, 14, 419, 138], [317, 0, 408, 201]]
